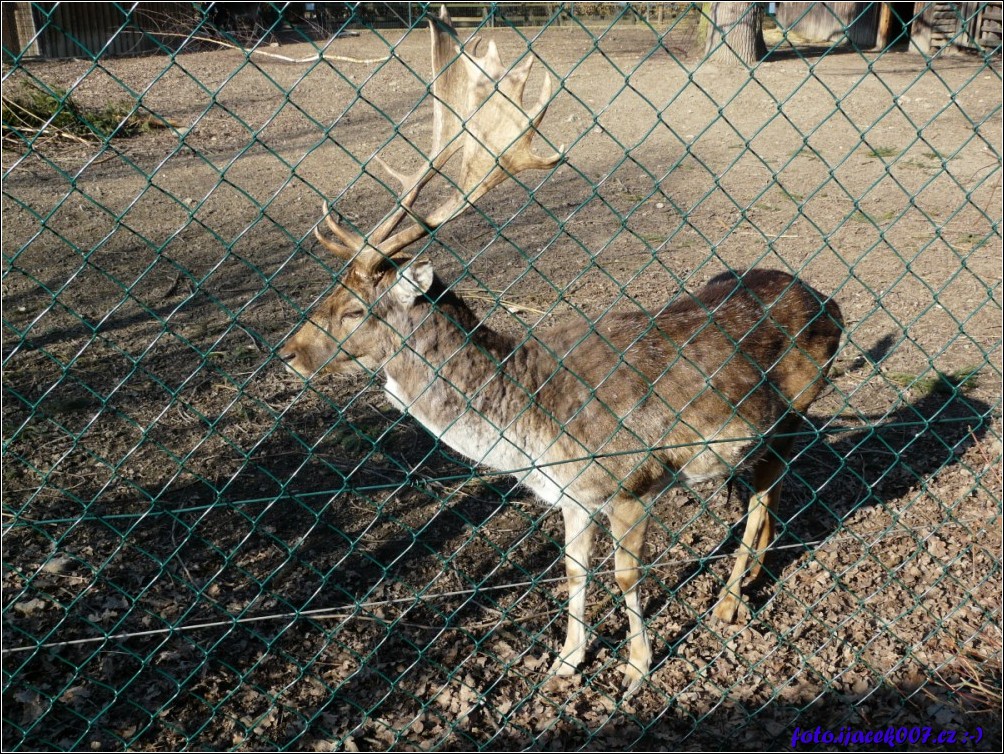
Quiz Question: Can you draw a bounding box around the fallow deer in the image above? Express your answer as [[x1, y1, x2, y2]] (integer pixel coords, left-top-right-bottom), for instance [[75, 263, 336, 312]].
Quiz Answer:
[[280, 7, 843, 696]]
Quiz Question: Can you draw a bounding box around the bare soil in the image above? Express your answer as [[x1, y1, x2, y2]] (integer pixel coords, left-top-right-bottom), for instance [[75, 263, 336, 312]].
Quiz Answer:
[[3, 16, 1002, 752]]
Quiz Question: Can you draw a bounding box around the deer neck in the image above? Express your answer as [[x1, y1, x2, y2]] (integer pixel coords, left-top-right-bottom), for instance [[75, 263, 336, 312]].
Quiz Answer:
[[382, 286, 520, 406], [379, 284, 555, 473]]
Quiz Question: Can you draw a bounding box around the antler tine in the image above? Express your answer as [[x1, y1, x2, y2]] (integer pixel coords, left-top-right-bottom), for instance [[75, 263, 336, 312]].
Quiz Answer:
[[313, 200, 365, 261], [313, 5, 562, 265], [367, 155, 444, 247], [370, 4, 562, 257], [366, 6, 466, 250]]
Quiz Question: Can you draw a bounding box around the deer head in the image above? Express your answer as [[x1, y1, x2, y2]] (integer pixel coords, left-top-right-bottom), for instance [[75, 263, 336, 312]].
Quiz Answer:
[[280, 6, 561, 378]]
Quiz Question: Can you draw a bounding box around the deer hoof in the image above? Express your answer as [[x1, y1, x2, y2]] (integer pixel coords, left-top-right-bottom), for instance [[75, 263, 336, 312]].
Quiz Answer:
[[620, 663, 646, 699], [548, 656, 579, 678], [712, 591, 745, 624]]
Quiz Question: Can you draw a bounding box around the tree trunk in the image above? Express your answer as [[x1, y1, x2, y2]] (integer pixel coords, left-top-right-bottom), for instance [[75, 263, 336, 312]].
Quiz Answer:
[[704, 2, 767, 67], [874, 2, 894, 50]]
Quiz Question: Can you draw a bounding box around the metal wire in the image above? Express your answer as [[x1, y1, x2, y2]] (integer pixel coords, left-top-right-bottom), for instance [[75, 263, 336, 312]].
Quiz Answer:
[[3, 2, 1001, 751]]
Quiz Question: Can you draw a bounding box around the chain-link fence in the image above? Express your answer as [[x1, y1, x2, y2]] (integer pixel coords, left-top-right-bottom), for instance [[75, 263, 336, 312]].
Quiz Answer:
[[3, 2, 1001, 750]]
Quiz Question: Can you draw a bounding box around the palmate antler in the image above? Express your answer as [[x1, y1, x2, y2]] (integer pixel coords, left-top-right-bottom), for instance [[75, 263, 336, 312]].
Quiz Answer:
[[315, 5, 562, 266]]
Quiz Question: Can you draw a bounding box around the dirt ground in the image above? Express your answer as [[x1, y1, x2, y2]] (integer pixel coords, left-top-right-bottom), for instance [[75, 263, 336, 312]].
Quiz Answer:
[[3, 11, 1002, 751]]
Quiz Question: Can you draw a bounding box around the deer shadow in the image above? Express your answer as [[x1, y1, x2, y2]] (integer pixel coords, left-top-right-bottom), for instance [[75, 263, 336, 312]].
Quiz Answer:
[[119, 327, 989, 750], [641, 355, 994, 668], [276, 358, 996, 750]]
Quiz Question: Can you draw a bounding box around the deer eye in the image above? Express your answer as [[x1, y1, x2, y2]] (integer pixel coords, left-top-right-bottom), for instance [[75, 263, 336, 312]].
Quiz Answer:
[[341, 309, 364, 324]]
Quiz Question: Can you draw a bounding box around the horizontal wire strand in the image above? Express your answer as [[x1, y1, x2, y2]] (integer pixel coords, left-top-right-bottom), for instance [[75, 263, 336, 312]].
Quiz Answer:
[[3, 514, 995, 655]]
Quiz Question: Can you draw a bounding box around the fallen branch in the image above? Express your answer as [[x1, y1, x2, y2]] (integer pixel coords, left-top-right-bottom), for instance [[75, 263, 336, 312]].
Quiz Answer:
[[131, 30, 390, 65]]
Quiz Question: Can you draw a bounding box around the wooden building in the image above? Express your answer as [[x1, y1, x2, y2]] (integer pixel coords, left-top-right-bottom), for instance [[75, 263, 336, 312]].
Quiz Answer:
[[911, 2, 1002, 54], [773, 2, 1001, 55], [2, 3, 196, 60]]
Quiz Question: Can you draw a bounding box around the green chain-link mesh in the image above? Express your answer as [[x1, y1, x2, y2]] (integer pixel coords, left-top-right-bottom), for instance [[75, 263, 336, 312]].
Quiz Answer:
[[3, 2, 1001, 750]]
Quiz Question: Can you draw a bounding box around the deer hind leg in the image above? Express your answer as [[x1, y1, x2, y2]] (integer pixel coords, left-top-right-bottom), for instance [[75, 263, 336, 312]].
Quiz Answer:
[[713, 417, 798, 624], [606, 496, 651, 695], [550, 502, 597, 677]]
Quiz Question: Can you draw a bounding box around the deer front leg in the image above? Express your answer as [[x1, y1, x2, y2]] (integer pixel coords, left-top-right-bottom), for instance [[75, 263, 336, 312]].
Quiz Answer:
[[549, 502, 597, 677], [713, 441, 790, 623], [607, 497, 651, 696], [712, 490, 769, 623]]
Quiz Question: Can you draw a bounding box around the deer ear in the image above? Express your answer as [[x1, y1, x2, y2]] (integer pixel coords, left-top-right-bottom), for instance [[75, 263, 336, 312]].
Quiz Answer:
[[391, 260, 434, 305]]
